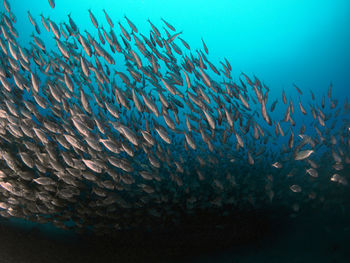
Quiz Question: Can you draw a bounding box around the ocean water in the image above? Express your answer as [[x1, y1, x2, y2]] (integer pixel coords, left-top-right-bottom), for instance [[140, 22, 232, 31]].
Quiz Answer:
[[0, 0, 349, 262], [13, 0, 350, 95]]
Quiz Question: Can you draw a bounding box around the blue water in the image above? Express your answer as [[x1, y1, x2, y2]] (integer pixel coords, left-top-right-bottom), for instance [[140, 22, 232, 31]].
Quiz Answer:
[[0, 0, 350, 262], [12, 0, 350, 97], [10, 0, 350, 141]]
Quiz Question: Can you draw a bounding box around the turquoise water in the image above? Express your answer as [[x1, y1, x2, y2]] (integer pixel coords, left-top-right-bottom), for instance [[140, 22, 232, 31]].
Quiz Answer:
[[0, 0, 349, 262], [12, 0, 350, 97]]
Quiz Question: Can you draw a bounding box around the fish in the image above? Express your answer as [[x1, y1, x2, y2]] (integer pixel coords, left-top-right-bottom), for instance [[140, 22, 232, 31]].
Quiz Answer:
[[294, 149, 314, 160], [147, 19, 161, 37], [201, 38, 208, 55], [298, 99, 307, 115], [331, 174, 347, 185], [67, 13, 78, 32], [270, 99, 278, 112], [328, 82, 332, 98], [27, 10, 40, 34], [118, 22, 131, 41], [167, 31, 182, 43], [293, 83, 303, 95], [48, 0, 55, 9], [124, 15, 137, 33], [272, 162, 282, 168], [101, 9, 114, 28], [306, 168, 318, 178], [0, 4, 347, 236], [282, 89, 287, 104], [290, 184, 302, 193], [178, 37, 190, 50], [161, 18, 175, 31], [33, 176, 56, 186], [3, 0, 10, 14], [88, 9, 98, 28]]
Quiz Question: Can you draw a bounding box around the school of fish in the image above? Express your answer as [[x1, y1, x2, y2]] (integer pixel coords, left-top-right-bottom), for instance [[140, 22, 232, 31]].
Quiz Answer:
[[0, 0, 349, 234]]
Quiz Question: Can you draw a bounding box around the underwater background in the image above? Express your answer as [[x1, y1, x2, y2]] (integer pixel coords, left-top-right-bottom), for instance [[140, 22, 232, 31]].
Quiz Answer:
[[13, 0, 350, 96], [0, 0, 349, 262]]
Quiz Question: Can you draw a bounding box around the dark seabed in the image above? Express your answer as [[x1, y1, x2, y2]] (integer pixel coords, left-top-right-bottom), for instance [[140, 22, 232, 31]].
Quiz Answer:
[[0, 207, 349, 263]]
